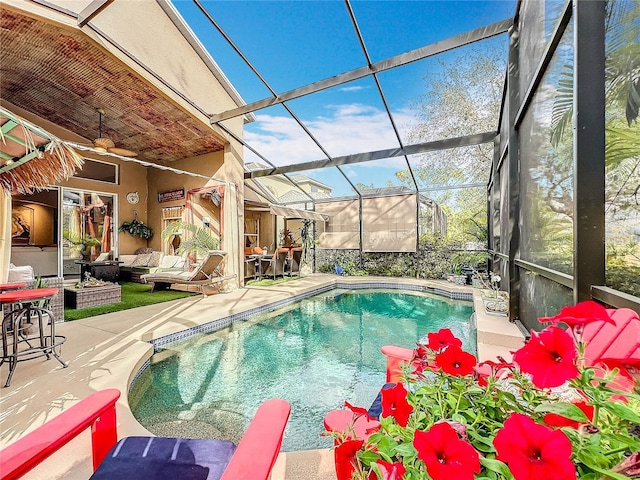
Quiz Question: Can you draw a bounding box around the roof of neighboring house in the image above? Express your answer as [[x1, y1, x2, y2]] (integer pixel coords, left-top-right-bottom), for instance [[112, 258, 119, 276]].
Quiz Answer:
[[288, 174, 332, 191], [278, 189, 332, 204]]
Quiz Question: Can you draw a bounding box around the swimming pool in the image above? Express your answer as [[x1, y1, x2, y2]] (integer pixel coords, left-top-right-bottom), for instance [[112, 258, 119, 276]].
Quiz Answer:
[[129, 288, 474, 451]]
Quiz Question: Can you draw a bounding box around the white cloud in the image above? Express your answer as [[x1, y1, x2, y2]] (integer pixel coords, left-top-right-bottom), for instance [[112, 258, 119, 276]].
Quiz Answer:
[[243, 103, 419, 170], [339, 85, 366, 92]]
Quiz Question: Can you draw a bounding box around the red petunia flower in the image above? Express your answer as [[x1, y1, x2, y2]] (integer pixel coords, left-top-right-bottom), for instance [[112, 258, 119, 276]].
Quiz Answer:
[[368, 459, 406, 480], [414, 344, 429, 359], [494, 413, 576, 480], [344, 401, 376, 421], [539, 300, 614, 330], [435, 345, 477, 376], [413, 422, 480, 480], [426, 328, 463, 351], [512, 326, 578, 388], [335, 439, 364, 480], [380, 383, 414, 427], [543, 400, 594, 429]]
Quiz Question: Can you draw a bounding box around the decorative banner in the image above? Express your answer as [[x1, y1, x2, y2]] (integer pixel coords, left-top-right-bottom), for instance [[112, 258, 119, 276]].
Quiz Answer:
[[158, 188, 185, 203]]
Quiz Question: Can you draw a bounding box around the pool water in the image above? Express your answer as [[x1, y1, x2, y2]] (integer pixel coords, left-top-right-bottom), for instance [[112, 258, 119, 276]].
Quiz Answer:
[[130, 289, 474, 451]]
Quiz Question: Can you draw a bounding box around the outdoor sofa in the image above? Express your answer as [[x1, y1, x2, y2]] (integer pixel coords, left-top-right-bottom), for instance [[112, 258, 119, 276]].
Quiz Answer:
[[119, 250, 186, 283]]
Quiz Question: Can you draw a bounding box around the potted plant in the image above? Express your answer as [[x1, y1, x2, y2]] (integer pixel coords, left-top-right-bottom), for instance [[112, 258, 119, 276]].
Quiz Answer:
[[63, 231, 102, 260], [280, 228, 296, 247], [481, 274, 509, 316], [297, 219, 315, 275], [119, 218, 153, 239], [161, 220, 220, 259], [331, 301, 640, 480]]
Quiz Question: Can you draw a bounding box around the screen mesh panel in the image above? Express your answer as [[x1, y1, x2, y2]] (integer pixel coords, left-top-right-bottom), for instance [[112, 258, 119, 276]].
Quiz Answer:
[[362, 194, 417, 253]]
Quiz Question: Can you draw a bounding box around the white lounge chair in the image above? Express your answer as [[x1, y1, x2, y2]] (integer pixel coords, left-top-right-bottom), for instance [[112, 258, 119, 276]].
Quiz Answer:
[[141, 250, 235, 296]]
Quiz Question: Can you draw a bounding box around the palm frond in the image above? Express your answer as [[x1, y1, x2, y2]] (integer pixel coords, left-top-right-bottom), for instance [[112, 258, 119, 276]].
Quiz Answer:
[[161, 220, 220, 257]]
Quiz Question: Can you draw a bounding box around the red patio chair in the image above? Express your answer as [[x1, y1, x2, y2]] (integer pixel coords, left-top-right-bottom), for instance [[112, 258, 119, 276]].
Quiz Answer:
[[1, 389, 290, 480], [325, 306, 640, 449]]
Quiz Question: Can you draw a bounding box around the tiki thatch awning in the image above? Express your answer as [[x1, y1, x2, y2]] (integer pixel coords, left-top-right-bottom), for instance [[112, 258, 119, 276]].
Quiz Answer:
[[0, 107, 83, 194]]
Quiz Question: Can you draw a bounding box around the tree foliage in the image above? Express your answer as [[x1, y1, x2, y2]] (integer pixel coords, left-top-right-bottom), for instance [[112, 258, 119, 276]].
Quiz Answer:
[[396, 44, 506, 245]]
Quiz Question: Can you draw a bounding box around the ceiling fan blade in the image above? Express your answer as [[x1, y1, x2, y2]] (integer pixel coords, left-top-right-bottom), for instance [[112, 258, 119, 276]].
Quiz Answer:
[[108, 147, 138, 157], [94, 137, 115, 150]]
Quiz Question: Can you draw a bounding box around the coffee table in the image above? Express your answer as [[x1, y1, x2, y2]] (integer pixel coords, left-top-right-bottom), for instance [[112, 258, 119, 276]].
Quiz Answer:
[[64, 284, 122, 309]]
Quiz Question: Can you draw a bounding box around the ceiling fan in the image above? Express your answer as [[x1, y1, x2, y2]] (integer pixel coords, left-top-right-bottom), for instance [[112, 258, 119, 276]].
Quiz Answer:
[[92, 108, 138, 157]]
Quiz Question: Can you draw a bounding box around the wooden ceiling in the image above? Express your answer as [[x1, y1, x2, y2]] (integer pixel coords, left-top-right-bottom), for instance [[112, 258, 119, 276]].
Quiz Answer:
[[0, 8, 226, 164]]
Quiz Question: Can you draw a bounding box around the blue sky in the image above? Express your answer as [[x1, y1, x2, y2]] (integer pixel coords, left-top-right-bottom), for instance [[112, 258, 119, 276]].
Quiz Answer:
[[174, 0, 515, 196]]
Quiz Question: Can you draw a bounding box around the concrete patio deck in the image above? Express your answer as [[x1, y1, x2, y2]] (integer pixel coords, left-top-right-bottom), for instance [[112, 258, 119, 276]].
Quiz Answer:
[[0, 274, 524, 479]]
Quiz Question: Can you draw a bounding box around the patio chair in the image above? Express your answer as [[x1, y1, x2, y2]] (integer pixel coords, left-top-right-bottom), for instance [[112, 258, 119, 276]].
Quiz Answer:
[[244, 256, 257, 281], [324, 306, 640, 447], [260, 250, 287, 280], [1, 389, 291, 480], [288, 248, 303, 277], [141, 250, 234, 296]]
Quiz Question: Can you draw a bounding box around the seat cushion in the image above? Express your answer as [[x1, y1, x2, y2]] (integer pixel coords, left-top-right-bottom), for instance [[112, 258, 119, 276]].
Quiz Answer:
[[90, 436, 236, 480]]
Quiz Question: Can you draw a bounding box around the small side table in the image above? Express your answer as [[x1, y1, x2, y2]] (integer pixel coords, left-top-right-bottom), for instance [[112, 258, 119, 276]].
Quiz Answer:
[[0, 288, 67, 387]]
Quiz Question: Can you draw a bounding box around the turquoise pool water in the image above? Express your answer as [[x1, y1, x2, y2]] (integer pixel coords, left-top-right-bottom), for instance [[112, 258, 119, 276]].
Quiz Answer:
[[130, 289, 474, 451]]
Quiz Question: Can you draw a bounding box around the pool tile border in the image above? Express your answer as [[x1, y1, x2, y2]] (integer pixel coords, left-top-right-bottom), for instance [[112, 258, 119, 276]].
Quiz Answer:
[[129, 281, 473, 392]]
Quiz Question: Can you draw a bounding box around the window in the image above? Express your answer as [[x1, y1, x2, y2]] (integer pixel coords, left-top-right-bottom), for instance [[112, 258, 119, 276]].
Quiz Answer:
[[74, 158, 118, 184]]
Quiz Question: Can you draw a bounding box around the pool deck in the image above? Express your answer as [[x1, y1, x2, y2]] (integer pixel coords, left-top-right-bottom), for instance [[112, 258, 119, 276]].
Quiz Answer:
[[0, 274, 524, 479]]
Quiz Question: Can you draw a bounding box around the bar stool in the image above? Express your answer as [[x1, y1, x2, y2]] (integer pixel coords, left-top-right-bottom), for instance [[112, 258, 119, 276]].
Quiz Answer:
[[0, 282, 28, 293], [0, 288, 67, 387]]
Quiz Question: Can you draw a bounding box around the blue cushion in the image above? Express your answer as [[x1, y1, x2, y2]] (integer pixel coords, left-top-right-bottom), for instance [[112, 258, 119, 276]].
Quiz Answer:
[[367, 382, 396, 419], [89, 437, 236, 480]]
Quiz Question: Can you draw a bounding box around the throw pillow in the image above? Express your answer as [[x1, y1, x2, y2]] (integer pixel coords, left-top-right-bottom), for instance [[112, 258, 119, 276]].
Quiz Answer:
[[8, 264, 35, 283], [95, 252, 110, 262], [147, 251, 163, 268], [119, 255, 137, 267], [131, 253, 152, 267]]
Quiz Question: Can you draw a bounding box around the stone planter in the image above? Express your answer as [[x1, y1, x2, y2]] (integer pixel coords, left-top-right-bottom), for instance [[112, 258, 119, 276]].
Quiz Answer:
[[453, 275, 466, 285], [481, 290, 509, 316]]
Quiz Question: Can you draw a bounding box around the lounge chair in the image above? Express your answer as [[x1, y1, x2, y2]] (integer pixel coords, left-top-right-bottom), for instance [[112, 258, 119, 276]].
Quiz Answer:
[[1, 389, 290, 480], [141, 250, 234, 296], [260, 250, 287, 280]]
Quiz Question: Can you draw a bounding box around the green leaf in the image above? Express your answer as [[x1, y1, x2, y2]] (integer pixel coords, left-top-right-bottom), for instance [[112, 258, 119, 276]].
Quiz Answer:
[[578, 460, 634, 480], [534, 402, 590, 422], [357, 449, 381, 467], [451, 413, 466, 424], [480, 457, 514, 478], [601, 402, 640, 424], [392, 442, 417, 458], [607, 432, 640, 451]]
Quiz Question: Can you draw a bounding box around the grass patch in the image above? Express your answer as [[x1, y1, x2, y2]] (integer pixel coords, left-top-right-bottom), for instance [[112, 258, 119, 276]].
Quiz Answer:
[[64, 281, 197, 321], [245, 276, 301, 287]]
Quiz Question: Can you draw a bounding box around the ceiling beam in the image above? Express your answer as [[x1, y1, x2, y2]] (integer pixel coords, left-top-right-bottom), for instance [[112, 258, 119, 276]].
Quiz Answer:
[[210, 18, 512, 123], [1, 120, 18, 135], [244, 132, 497, 178], [77, 0, 113, 27], [0, 149, 41, 174]]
